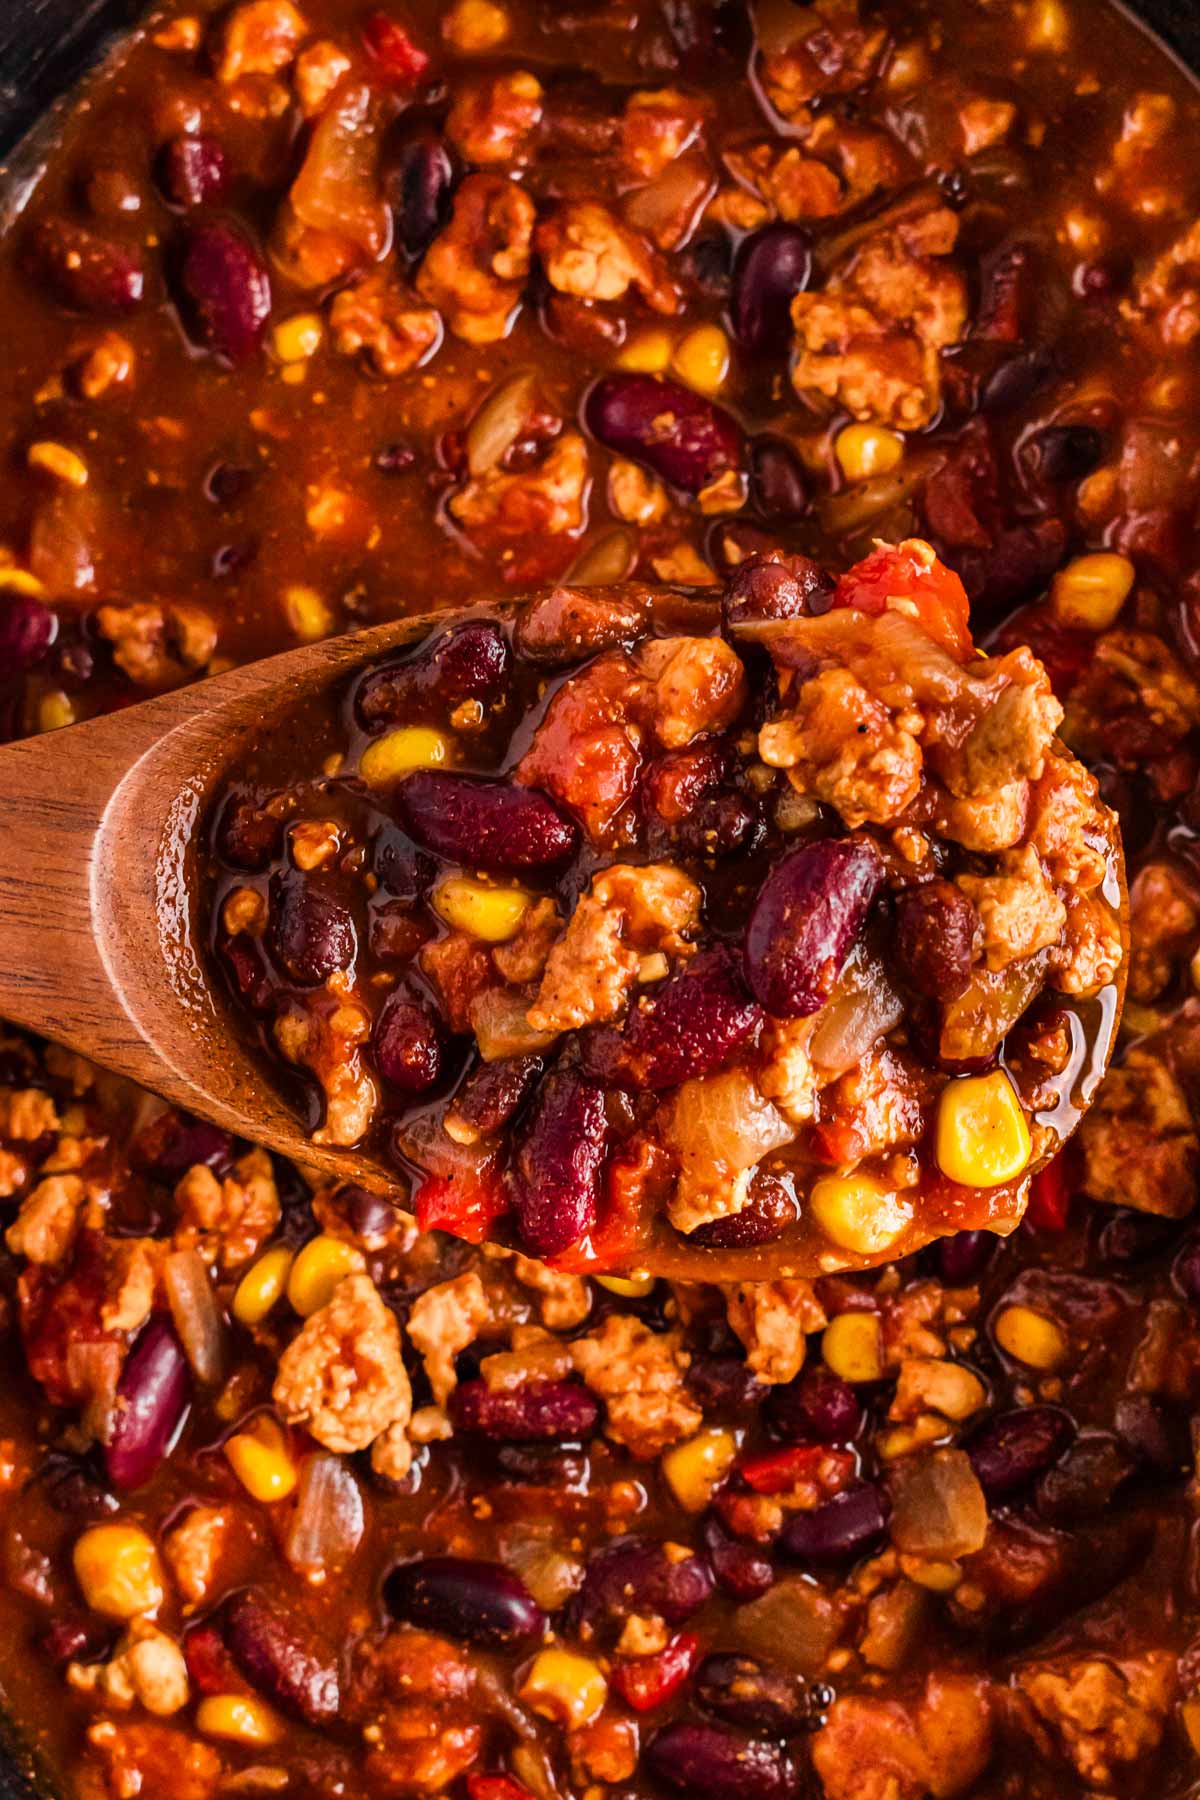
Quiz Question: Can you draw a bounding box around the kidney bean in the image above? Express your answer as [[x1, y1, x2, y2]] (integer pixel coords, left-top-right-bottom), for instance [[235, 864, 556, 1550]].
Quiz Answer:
[[749, 437, 809, 521], [677, 790, 763, 860], [335, 1184, 396, 1244], [893, 879, 978, 1002], [450, 1378, 600, 1441], [967, 1406, 1075, 1499], [938, 1229, 996, 1285], [132, 1111, 235, 1182], [395, 772, 578, 871], [223, 1589, 340, 1725], [744, 838, 884, 1018], [450, 1055, 543, 1138], [219, 933, 274, 1012], [617, 947, 763, 1091], [723, 553, 835, 630], [700, 1516, 774, 1601], [686, 1355, 770, 1414], [37, 1452, 118, 1520], [175, 220, 271, 363], [584, 373, 744, 495], [574, 1537, 714, 1639], [389, 130, 456, 257], [767, 1365, 861, 1445], [356, 619, 510, 728], [26, 217, 145, 313], [695, 1654, 813, 1736], [0, 593, 57, 673], [1035, 1432, 1135, 1524], [682, 232, 734, 298], [690, 1174, 799, 1249], [268, 871, 356, 986], [156, 134, 230, 209], [510, 1070, 608, 1256], [779, 1482, 887, 1562], [731, 223, 812, 355], [370, 826, 435, 904], [40, 1617, 109, 1667], [371, 989, 443, 1092], [215, 790, 282, 871], [644, 1724, 799, 1800], [1096, 1208, 1178, 1268], [384, 1556, 544, 1648], [105, 1318, 191, 1490]]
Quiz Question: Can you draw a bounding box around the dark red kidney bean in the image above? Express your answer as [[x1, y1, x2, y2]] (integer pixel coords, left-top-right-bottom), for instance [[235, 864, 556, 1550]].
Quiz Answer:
[[938, 1229, 996, 1285], [893, 879, 978, 1002], [749, 437, 809, 521], [510, 1071, 608, 1257], [584, 373, 744, 495], [574, 1537, 714, 1636], [383, 1556, 544, 1648], [779, 1482, 887, 1562], [335, 1184, 396, 1242], [450, 1378, 600, 1441], [767, 1365, 861, 1445], [132, 1111, 235, 1182], [219, 933, 274, 1012], [268, 871, 355, 985], [175, 220, 271, 363], [25, 217, 145, 313], [723, 553, 834, 630], [356, 620, 510, 728], [389, 131, 456, 257], [674, 790, 762, 861], [371, 989, 443, 1092], [686, 1355, 771, 1414], [450, 1054, 542, 1138], [395, 772, 578, 871], [105, 1318, 191, 1490], [223, 1589, 340, 1725], [617, 947, 763, 1091], [0, 593, 57, 673], [744, 838, 885, 1019], [731, 224, 812, 355], [700, 1517, 774, 1602], [695, 1654, 813, 1736], [37, 1452, 118, 1520], [690, 1173, 798, 1249], [215, 790, 282, 870], [156, 134, 230, 209], [371, 826, 435, 904], [967, 1406, 1075, 1500], [40, 1617, 108, 1667], [644, 1724, 799, 1800]]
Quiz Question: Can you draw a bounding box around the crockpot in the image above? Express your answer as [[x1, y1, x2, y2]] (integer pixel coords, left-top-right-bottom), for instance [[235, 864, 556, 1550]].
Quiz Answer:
[[0, 0, 1195, 1792]]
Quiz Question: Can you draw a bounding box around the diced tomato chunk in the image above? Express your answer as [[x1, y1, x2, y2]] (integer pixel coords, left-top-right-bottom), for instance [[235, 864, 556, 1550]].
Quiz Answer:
[[836, 539, 973, 661], [1026, 1158, 1071, 1233], [467, 1779, 536, 1800], [547, 1135, 663, 1273], [361, 10, 430, 83], [610, 1632, 700, 1713], [738, 1443, 856, 1496], [992, 603, 1093, 699], [183, 1625, 248, 1698], [414, 1165, 509, 1243]]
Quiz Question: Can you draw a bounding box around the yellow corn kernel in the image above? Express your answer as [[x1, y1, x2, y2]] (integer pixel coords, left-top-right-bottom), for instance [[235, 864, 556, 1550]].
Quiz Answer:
[[1050, 552, 1135, 632], [1182, 1696, 1200, 1757], [835, 423, 904, 482], [224, 1416, 298, 1503], [1027, 0, 1070, 52], [38, 690, 76, 733], [443, 0, 509, 50], [672, 325, 731, 397], [661, 1427, 739, 1513], [73, 1523, 164, 1620], [519, 1649, 608, 1729], [284, 584, 334, 641], [822, 1312, 884, 1384], [432, 877, 530, 943], [617, 329, 674, 374], [287, 1233, 365, 1317], [196, 1695, 284, 1747], [994, 1303, 1068, 1372], [935, 1071, 1031, 1188], [0, 565, 45, 597], [596, 1273, 656, 1298], [232, 1244, 294, 1326], [900, 1555, 962, 1593], [809, 1174, 913, 1255], [27, 440, 89, 488], [359, 726, 453, 789], [272, 312, 324, 364]]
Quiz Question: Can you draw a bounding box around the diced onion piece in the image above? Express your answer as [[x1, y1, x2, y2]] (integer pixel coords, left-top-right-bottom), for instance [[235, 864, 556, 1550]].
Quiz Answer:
[[887, 1449, 988, 1560], [810, 954, 905, 1076], [734, 1579, 842, 1679], [470, 987, 561, 1062], [467, 372, 539, 477], [163, 1249, 228, 1387], [283, 1453, 365, 1575]]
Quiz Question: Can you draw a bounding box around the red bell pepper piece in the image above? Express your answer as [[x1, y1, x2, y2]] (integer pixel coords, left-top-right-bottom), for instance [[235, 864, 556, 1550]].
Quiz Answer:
[[1027, 1158, 1071, 1233], [467, 1779, 536, 1800], [183, 1623, 247, 1697], [362, 10, 430, 84], [414, 1165, 509, 1244], [738, 1443, 855, 1496], [610, 1631, 700, 1713], [837, 540, 973, 661]]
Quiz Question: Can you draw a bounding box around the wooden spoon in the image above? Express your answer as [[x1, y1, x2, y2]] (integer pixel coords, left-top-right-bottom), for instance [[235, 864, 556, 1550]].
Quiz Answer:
[[0, 603, 1130, 1280]]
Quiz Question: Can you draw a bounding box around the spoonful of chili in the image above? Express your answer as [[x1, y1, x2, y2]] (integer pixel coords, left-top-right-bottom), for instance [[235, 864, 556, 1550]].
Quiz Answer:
[[0, 543, 1128, 1280]]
